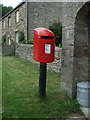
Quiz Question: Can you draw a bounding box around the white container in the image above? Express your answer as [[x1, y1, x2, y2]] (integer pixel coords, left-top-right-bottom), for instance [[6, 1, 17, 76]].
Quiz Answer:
[[77, 82, 90, 108]]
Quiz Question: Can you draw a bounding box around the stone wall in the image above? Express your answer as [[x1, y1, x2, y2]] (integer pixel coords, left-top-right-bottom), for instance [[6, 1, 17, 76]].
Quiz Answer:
[[15, 44, 61, 72], [61, 2, 88, 98], [1, 2, 27, 44], [27, 2, 62, 40], [2, 45, 15, 56], [1, 2, 63, 44]]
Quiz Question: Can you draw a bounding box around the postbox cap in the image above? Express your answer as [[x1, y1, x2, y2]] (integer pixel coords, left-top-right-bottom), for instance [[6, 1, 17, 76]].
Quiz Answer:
[[34, 27, 55, 37]]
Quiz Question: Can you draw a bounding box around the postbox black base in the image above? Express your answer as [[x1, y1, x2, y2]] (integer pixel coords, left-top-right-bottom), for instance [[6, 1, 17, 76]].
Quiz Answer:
[[39, 62, 47, 96]]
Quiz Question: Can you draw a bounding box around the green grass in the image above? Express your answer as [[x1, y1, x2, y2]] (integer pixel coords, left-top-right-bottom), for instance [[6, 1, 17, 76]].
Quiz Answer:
[[2, 56, 83, 118]]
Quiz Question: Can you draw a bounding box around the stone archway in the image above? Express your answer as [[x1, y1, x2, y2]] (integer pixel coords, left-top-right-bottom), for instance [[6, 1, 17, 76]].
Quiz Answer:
[[74, 2, 90, 92], [61, 2, 90, 98]]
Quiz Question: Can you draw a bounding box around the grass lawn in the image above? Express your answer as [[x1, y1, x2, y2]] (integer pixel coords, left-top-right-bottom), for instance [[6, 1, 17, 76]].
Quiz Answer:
[[0, 56, 2, 120], [2, 56, 83, 119]]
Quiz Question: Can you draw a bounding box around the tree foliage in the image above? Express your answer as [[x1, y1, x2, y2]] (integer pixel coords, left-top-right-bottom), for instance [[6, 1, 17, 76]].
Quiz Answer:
[[49, 21, 62, 47], [0, 4, 13, 18]]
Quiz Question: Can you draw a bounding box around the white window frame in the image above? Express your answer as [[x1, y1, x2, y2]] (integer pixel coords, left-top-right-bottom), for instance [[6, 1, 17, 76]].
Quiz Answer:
[[15, 11, 19, 23]]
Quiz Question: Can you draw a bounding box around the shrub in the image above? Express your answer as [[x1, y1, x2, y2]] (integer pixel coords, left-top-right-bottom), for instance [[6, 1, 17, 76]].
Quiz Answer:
[[18, 31, 26, 44], [2, 34, 7, 45], [11, 41, 16, 45], [49, 21, 62, 47], [27, 40, 33, 44]]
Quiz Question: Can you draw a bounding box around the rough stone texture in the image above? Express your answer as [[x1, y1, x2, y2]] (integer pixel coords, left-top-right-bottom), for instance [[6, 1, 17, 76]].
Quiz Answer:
[[1, 1, 90, 99], [1, 2, 27, 43], [47, 47, 61, 72], [61, 2, 90, 98], [2, 45, 15, 56], [15, 44, 34, 62], [15, 44, 61, 72], [0, 2, 62, 43], [27, 2, 62, 40], [81, 107, 90, 118]]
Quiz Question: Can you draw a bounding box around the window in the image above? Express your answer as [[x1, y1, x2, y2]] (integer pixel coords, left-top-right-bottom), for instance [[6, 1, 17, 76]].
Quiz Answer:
[[8, 36, 11, 45], [3, 20, 5, 29], [8, 16, 11, 27], [15, 32, 19, 43], [15, 11, 19, 23]]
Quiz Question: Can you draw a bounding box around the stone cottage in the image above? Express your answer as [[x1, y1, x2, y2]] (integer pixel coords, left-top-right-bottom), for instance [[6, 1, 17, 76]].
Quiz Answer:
[[0, 2, 62, 44], [1, 2, 27, 44], [1, 1, 90, 99]]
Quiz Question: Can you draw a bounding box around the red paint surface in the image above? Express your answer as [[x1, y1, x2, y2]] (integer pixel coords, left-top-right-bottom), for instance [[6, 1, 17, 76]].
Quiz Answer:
[[33, 28, 55, 63]]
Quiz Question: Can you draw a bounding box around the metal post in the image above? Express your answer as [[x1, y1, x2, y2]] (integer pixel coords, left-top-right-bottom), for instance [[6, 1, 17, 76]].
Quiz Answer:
[[39, 62, 47, 96]]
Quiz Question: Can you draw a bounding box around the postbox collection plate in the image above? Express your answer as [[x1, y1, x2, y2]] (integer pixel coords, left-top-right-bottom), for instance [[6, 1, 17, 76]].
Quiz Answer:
[[45, 44, 51, 54]]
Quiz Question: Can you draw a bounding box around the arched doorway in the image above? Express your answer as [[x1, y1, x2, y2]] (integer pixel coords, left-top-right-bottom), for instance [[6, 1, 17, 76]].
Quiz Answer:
[[61, 2, 90, 98], [74, 2, 90, 94]]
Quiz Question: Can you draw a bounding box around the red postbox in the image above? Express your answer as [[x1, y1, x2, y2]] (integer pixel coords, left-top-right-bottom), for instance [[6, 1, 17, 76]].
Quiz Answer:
[[33, 28, 55, 63]]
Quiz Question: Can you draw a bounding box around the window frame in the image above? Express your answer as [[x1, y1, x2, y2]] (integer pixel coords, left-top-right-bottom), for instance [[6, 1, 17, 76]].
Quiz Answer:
[[15, 31, 19, 43], [15, 10, 19, 23], [8, 16, 11, 27]]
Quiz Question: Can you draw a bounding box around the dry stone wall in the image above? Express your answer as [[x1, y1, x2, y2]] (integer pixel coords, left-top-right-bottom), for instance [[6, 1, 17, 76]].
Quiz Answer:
[[15, 44, 61, 72], [1, 44, 61, 72], [2, 45, 15, 56]]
